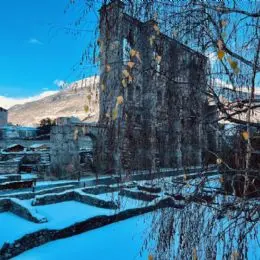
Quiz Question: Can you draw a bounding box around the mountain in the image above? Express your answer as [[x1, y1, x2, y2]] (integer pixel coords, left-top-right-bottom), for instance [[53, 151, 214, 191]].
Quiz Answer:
[[8, 77, 100, 127]]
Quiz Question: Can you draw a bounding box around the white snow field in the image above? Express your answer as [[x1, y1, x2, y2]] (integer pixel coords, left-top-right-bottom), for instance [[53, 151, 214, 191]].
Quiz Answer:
[[0, 200, 115, 248], [14, 213, 156, 260]]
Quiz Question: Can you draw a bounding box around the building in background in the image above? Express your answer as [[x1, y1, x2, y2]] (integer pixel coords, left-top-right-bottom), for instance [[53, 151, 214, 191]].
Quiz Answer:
[[0, 107, 8, 126]]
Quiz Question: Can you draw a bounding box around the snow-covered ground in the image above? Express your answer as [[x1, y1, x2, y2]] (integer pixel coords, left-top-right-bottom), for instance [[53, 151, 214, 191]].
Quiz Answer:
[[0, 200, 115, 248], [14, 213, 156, 260]]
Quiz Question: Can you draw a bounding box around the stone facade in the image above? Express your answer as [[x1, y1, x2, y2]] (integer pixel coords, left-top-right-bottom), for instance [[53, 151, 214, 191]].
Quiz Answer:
[[97, 0, 212, 173], [0, 107, 8, 127], [50, 0, 217, 176]]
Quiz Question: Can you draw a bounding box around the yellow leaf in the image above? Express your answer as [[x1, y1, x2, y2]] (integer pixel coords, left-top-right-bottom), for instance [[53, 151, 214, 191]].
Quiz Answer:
[[117, 96, 124, 105], [230, 60, 238, 70], [192, 248, 197, 260], [122, 69, 130, 78], [127, 61, 135, 69], [128, 75, 133, 83], [105, 64, 111, 72], [217, 50, 225, 60], [149, 35, 156, 46], [122, 79, 127, 88], [153, 24, 160, 34], [130, 49, 137, 57], [231, 251, 239, 260], [84, 105, 89, 113], [148, 255, 154, 260], [156, 55, 162, 63], [101, 84, 106, 92], [216, 158, 223, 165], [112, 108, 118, 120], [242, 131, 249, 141]]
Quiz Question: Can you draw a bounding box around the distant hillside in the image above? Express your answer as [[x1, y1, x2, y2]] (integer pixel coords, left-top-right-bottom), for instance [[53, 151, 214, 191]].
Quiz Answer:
[[8, 77, 100, 127]]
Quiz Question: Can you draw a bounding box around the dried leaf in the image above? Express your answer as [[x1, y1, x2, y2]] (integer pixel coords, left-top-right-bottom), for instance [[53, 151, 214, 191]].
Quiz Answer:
[[219, 176, 224, 183], [127, 61, 135, 69], [117, 96, 124, 105], [231, 251, 239, 260], [122, 69, 130, 78], [148, 255, 154, 260], [230, 60, 238, 70], [156, 55, 162, 63], [149, 35, 156, 46], [217, 50, 225, 60], [122, 79, 127, 88], [192, 248, 197, 260], [105, 64, 111, 72], [128, 75, 133, 83], [242, 131, 249, 141], [130, 49, 137, 57], [112, 108, 118, 120]]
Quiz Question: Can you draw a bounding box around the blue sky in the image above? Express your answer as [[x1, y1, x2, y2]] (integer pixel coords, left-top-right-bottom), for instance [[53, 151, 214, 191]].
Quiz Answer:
[[0, 0, 98, 99]]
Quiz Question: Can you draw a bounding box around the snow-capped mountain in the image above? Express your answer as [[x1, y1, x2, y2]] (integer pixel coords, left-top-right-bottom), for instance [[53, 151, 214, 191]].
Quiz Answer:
[[8, 77, 100, 127]]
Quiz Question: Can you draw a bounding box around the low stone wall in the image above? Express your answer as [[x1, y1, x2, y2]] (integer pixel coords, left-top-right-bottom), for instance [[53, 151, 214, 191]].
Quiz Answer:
[[0, 197, 182, 260], [0, 180, 33, 190], [0, 185, 76, 200], [119, 189, 159, 201], [82, 185, 120, 195], [32, 189, 118, 209], [137, 184, 161, 193], [0, 198, 47, 223]]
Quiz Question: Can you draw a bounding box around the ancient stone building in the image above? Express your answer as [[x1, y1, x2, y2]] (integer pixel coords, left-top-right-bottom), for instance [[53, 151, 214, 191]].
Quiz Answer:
[[97, 0, 212, 173], [50, 0, 217, 177], [0, 107, 8, 127]]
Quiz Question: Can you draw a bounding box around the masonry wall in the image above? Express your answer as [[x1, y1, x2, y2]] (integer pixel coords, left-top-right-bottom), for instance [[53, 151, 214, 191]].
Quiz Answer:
[[98, 1, 209, 172]]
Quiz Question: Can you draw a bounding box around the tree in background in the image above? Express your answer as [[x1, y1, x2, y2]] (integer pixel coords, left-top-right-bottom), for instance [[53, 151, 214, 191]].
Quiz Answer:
[[37, 118, 56, 136]]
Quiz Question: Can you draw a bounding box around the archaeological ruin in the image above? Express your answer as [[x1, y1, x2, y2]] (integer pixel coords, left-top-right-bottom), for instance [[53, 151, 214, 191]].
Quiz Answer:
[[50, 0, 218, 177]]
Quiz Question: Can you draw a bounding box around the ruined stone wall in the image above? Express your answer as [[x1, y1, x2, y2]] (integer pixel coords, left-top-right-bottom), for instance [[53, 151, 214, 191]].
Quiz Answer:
[[50, 119, 108, 177], [98, 0, 209, 172], [50, 125, 80, 178]]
